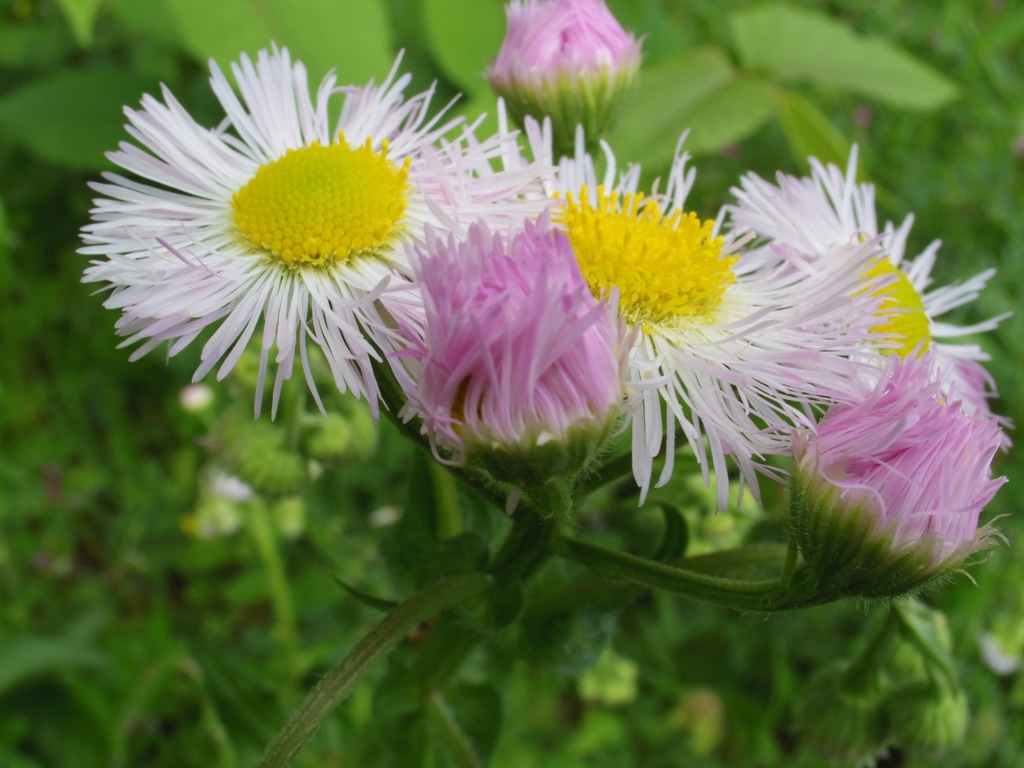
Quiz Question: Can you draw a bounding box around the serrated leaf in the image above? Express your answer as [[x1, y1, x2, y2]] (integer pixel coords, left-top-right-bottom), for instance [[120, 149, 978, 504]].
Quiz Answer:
[[611, 46, 735, 168], [777, 88, 853, 172], [163, 0, 393, 86], [423, 0, 506, 94], [681, 77, 777, 156], [0, 637, 105, 695], [730, 4, 958, 110], [0, 66, 158, 170], [54, 0, 101, 47]]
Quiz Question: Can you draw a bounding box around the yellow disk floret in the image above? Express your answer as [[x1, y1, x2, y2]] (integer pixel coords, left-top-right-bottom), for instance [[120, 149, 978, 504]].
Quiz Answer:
[[559, 185, 736, 327], [862, 259, 931, 358], [232, 135, 410, 267]]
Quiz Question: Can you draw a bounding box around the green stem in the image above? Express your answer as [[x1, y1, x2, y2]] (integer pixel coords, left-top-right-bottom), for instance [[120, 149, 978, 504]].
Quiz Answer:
[[559, 537, 839, 612], [425, 690, 482, 768], [257, 573, 491, 768], [669, 544, 791, 577], [248, 501, 300, 684]]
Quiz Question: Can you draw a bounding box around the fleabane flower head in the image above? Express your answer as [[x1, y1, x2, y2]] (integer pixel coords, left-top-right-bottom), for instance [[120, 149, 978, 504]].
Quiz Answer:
[[728, 147, 1010, 440], [489, 0, 641, 153], [790, 353, 1007, 597], [81, 47, 546, 419], [505, 115, 892, 506], [400, 216, 626, 495]]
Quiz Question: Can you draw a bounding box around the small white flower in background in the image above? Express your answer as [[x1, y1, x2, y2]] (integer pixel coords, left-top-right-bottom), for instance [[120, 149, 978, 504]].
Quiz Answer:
[[506, 115, 890, 506], [81, 47, 547, 418], [727, 147, 1011, 441]]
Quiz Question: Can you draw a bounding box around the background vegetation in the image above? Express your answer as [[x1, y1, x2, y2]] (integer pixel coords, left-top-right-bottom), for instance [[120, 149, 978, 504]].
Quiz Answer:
[[1, 0, 1021, 765]]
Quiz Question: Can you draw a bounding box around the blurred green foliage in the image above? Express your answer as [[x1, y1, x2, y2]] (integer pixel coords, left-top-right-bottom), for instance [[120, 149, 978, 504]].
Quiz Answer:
[[1, 0, 1022, 765]]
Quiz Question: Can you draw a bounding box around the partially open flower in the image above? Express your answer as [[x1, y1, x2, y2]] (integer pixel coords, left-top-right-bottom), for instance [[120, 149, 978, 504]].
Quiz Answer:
[[489, 0, 641, 152], [790, 353, 1007, 596], [399, 217, 626, 494]]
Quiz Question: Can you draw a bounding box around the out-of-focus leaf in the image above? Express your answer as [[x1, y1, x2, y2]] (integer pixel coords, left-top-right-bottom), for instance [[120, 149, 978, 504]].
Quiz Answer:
[[0, 637, 105, 695], [433, 683, 503, 766], [423, 0, 506, 93], [105, 0, 181, 46], [54, 0, 102, 47], [163, 0, 393, 85], [518, 606, 616, 675], [730, 4, 959, 110], [0, 22, 75, 70], [612, 46, 734, 167], [0, 66, 157, 171], [372, 666, 433, 768], [777, 88, 852, 172], [681, 77, 777, 156]]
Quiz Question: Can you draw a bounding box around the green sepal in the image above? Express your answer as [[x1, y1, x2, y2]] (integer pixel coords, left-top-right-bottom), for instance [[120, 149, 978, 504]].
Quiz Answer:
[[788, 469, 991, 599], [467, 420, 613, 491], [494, 64, 640, 157]]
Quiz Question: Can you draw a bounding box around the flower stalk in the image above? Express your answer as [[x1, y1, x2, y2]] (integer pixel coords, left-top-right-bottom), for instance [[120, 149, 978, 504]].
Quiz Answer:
[[257, 573, 491, 768]]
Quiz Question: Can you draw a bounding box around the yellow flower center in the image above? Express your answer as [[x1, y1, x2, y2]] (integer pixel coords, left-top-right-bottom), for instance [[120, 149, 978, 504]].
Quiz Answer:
[[862, 259, 930, 357], [232, 135, 410, 267], [559, 185, 736, 326]]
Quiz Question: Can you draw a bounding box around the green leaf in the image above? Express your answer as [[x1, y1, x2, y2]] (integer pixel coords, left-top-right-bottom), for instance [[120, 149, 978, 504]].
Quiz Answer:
[[519, 606, 617, 675], [0, 19, 76, 69], [332, 575, 400, 612], [611, 46, 735, 167], [433, 684, 503, 767], [777, 88, 853, 172], [651, 502, 689, 561], [422, 0, 506, 94], [0, 66, 158, 170], [730, 4, 959, 110], [54, 0, 102, 47], [0, 637, 105, 696], [383, 450, 439, 589], [163, 0, 393, 86], [105, 0, 181, 46], [680, 77, 777, 156]]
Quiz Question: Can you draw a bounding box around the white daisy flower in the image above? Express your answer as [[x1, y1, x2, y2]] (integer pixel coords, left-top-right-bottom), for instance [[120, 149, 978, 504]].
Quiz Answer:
[[505, 111, 889, 506], [728, 146, 1010, 437], [81, 47, 546, 417]]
